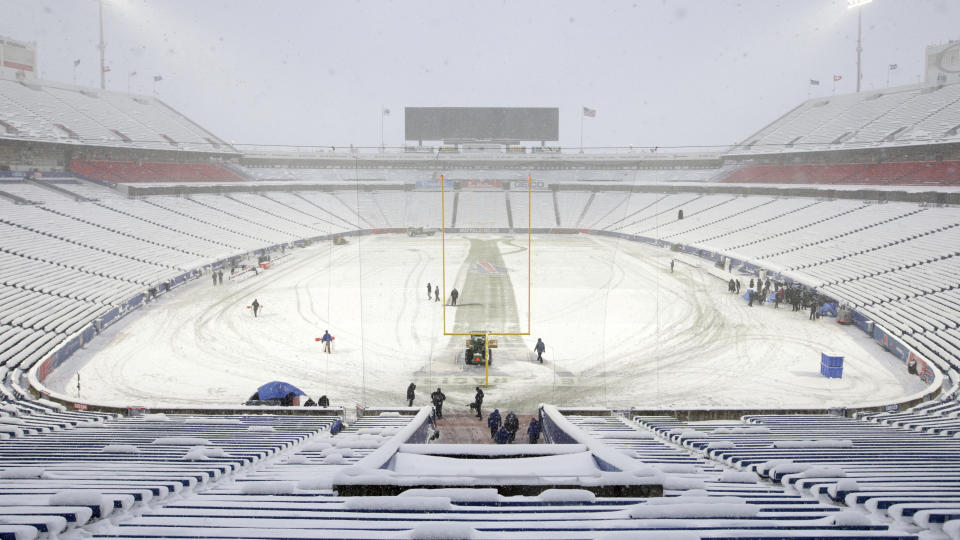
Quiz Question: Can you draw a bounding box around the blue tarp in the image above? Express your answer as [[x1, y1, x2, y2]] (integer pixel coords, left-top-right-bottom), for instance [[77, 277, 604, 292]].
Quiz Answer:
[[820, 302, 838, 317], [257, 381, 306, 400]]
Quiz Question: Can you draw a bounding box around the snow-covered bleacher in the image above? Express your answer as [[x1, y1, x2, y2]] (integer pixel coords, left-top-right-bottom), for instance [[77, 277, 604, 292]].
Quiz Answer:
[[0, 408, 339, 539], [635, 410, 960, 535], [0, 76, 232, 153], [730, 82, 960, 155]]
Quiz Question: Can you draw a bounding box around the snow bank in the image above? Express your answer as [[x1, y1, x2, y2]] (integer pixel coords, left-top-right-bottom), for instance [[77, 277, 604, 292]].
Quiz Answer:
[[678, 429, 710, 439], [344, 496, 452, 511], [0, 404, 17, 414], [248, 425, 275, 432], [718, 471, 759, 483], [400, 488, 499, 502], [141, 413, 170, 421], [285, 455, 309, 464], [769, 462, 810, 477], [49, 490, 112, 518], [100, 445, 140, 454], [647, 495, 747, 505], [0, 417, 26, 425], [538, 489, 596, 502], [773, 439, 853, 449], [706, 440, 735, 450], [0, 467, 44, 479], [661, 476, 706, 490], [239, 481, 296, 495], [297, 476, 334, 490], [409, 522, 475, 539], [823, 510, 873, 526], [152, 437, 213, 445]]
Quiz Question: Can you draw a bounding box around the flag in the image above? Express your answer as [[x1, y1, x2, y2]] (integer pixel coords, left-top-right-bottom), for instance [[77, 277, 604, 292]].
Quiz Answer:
[[833, 75, 842, 82], [153, 75, 163, 82], [889, 63, 898, 70], [102, 65, 111, 73], [382, 107, 391, 116], [809, 79, 820, 86], [582, 106, 597, 118], [73, 59, 80, 67]]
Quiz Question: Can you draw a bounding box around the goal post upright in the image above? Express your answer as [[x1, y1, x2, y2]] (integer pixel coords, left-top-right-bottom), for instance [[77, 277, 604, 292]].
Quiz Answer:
[[441, 173, 533, 387]]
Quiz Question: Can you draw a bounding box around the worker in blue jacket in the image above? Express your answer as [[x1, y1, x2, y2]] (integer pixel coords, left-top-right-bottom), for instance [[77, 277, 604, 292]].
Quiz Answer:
[[487, 409, 502, 439]]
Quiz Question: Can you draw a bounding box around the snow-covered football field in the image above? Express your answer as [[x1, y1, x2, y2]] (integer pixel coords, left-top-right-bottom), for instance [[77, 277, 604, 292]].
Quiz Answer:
[[47, 233, 926, 411]]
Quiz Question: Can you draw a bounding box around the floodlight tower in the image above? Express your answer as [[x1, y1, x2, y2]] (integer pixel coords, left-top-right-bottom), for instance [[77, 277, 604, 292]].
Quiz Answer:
[[848, 0, 873, 93]]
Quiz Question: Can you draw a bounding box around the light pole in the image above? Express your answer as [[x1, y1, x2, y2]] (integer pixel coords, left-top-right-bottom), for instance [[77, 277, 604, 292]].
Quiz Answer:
[[848, 0, 873, 93], [98, 0, 106, 90]]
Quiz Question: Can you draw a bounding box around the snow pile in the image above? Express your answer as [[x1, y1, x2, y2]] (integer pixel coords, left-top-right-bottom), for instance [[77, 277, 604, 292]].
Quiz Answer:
[[661, 476, 706, 490], [399, 488, 499, 503], [409, 522, 475, 540], [631, 466, 664, 479], [0, 466, 44, 479], [678, 429, 710, 439], [538, 489, 596, 502], [0, 425, 23, 437], [773, 439, 853, 449], [799, 466, 846, 479], [357, 428, 382, 435], [378, 412, 401, 417], [183, 446, 231, 460], [185, 417, 242, 424], [151, 437, 213, 445], [0, 403, 17, 414], [718, 471, 759, 483], [49, 490, 113, 518], [322, 453, 346, 465], [344, 496, 453, 511], [828, 479, 860, 498], [285, 455, 309, 464], [322, 447, 354, 458], [248, 425, 276, 432], [100, 445, 140, 454], [141, 413, 170, 421], [0, 523, 41, 540], [334, 435, 384, 449], [239, 481, 296, 495], [598, 532, 698, 540], [0, 417, 26, 425], [767, 461, 810, 477], [943, 519, 960, 540]]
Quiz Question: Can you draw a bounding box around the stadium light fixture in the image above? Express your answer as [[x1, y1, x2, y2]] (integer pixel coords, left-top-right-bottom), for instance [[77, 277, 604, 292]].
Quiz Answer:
[[847, 0, 873, 92]]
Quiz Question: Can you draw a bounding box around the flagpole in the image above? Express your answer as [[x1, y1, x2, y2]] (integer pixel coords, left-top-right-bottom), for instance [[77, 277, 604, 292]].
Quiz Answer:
[[380, 105, 384, 152], [98, 0, 106, 90], [579, 109, 584, 154]]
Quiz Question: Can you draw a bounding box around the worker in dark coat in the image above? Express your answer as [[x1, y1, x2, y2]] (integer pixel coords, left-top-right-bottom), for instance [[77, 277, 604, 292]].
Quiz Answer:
[[252, 299, 260, 317], [406, 382, 416, 407], [468, 386, 484, 418], [317, 395, 329, 407], [534, 338, 546, 363], [487, 409, 502, 438], [431, 387, 446, 419], [494, 425, 510, 444], [450, 288, 459, 306], [504, 411, 519, 443], [527, 418, 542, 444], [212, 272, 218, 286], [736, 279, 741, 293], [427, 283, 432, 300], [435, 287, 440, 302]]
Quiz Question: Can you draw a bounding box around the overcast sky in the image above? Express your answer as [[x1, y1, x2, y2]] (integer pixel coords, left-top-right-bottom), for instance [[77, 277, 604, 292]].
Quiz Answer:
[[0, 0, 957, 151]]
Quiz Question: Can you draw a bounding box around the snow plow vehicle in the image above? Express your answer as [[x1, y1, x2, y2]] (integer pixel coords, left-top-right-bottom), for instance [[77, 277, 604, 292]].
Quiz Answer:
[[463, 332, 497, 366], [408, 226, 436, 237]]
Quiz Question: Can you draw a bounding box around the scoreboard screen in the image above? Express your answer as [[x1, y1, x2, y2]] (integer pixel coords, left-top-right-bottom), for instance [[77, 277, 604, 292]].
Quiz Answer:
[[405, 107, 559, 142]]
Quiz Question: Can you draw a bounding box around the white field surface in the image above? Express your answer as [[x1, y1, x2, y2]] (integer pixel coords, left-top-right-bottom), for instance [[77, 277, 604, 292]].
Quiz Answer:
[[47, 233, 926, 411]]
